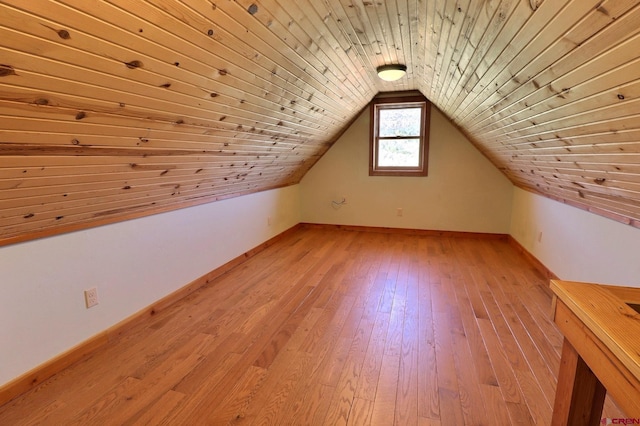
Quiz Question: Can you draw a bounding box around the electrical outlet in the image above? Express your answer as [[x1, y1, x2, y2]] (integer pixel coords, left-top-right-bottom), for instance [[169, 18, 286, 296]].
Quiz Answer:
[[267, 216, 272, 226], [397, 208, 403, 217], [538, 231, 543, 243], [84, 287, 99, 309]]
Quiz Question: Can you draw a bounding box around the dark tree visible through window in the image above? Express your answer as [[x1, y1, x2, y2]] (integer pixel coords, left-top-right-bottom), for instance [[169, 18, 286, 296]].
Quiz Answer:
[[369, 95, 431, 176]]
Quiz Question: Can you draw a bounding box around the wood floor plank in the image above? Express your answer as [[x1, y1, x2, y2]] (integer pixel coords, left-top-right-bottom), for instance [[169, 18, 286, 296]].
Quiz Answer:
[[485, 383, 524, 426], [450, 330, 493, 426], [431, 277, 466, 426], [394, 265, 419, 426], [418, 416, 442, 426], [105, 351, 206, 423], [323, 289, 378, 425], [206, 365, 268, 424], [476, 316, 527, 402], [346, 397, 374, 426], [69, 376, 142, 425], [354, 310, 390, 402], [416, 237, 440, 421], [129, 390, 185, 426], [236, 314, 320, 424], [322, 356, 362, 426], [246, 351, 314, 425], [370, 354, 400, 425], [0, 227, 624, 424]]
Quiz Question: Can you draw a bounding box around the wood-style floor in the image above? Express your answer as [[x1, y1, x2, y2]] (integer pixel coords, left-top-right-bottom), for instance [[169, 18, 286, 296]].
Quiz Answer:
[[0, 225, 624, 425]]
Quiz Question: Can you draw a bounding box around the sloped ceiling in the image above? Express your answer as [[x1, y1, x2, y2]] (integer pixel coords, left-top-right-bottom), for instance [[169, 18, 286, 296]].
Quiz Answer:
[[1, 0, 639, 244]]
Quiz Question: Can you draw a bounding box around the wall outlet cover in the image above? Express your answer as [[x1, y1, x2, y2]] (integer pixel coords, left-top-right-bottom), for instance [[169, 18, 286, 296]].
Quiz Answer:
[[84, 288, 99, 309]]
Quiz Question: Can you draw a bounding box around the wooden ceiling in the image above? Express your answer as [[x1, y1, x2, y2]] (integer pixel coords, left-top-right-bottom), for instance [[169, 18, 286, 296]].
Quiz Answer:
[[1, 0, 639, 244]]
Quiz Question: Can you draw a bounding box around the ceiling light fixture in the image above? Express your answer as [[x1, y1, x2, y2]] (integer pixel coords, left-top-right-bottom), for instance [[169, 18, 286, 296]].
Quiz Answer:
[[376, 64, 407, 82]]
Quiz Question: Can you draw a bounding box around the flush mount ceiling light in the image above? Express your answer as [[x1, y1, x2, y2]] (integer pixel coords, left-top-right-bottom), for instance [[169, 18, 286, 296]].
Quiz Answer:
[[376, 64, 407, 82]]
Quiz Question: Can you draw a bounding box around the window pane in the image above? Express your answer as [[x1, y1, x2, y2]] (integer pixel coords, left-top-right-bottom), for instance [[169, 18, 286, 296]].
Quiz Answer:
[[378, 138, 421, 167], [378, 107, 422, 137]]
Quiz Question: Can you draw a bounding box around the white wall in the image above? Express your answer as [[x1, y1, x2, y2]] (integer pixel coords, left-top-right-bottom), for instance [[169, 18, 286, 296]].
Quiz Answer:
[[0, 185, 300, 386], [510, 187, 640, 287], [300, 107, 514, 234]]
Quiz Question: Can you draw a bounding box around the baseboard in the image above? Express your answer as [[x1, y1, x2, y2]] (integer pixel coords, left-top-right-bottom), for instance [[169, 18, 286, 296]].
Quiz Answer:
[[508, 235, 559, 281], [0, 223, 302, 407], [300, 222, 509, 240]]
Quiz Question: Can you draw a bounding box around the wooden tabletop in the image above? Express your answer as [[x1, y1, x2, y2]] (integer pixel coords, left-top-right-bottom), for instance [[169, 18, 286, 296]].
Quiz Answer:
[[550, 280, 640, 420]]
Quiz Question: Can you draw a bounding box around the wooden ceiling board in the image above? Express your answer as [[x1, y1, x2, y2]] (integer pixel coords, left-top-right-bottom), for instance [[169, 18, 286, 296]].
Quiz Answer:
[[451, 0, 603, 122], [1, 0, 640, 245], [467, 1, 640, 131]]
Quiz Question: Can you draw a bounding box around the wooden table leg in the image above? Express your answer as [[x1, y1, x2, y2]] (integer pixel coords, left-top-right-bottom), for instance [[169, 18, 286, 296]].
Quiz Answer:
[[552, 338, 607, 426]]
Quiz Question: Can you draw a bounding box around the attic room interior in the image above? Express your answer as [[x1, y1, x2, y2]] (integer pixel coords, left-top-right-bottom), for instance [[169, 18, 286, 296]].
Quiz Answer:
[[1, 0, 640, 424]]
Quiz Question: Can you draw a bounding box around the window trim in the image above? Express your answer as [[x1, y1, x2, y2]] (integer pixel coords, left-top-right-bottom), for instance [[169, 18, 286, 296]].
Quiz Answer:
[[369, 95, 431, 177]]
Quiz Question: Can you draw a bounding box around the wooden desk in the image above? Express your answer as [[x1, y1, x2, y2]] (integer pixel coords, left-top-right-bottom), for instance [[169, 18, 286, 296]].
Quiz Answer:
[[550, 280, 640, 425]]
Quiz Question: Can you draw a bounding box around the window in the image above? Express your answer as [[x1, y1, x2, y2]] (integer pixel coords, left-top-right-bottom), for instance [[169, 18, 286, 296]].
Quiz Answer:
[[369, 95, 431, 176]]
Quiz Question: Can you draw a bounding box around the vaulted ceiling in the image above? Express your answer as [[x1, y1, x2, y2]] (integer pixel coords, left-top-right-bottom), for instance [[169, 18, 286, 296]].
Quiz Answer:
[[1, 0, 639, 244]]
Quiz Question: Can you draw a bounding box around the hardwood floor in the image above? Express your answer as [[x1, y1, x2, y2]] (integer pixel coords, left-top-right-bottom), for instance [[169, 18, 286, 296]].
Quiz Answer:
[[0, 225, 624, 425]]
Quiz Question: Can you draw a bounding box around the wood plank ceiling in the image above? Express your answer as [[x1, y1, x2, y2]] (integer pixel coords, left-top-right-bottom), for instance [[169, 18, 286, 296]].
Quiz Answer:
[[1, 0, 639, 244]]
